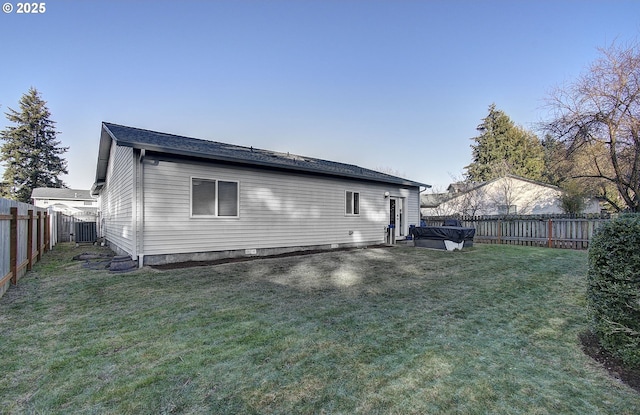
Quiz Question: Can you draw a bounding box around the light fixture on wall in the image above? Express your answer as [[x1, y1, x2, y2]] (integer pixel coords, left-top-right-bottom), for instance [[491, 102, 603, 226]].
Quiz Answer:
[[384, 191, 390, 198]]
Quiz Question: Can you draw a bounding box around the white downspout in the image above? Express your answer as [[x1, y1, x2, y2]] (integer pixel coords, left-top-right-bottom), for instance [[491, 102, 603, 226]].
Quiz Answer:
[[131, 150, 138, 262], [137, 149, 145, 268]]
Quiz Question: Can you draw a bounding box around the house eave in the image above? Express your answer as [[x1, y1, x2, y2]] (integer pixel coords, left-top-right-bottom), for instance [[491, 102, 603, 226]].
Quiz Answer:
[[93, 125, 115, 191], [90, 181, 105, 196]]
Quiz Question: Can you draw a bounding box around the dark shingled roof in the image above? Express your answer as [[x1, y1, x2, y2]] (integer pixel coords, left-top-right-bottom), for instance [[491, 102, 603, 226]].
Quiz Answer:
[[98, 122, 428, 188]]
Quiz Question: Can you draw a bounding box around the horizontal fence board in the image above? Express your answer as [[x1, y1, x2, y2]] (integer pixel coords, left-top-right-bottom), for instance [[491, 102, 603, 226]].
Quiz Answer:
[[422, 214, 611, 250]]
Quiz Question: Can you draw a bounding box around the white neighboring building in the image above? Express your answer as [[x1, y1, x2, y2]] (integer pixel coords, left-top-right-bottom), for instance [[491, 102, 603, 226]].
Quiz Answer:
[[31, 188, 98, 220], [421, 175, 601, 217]]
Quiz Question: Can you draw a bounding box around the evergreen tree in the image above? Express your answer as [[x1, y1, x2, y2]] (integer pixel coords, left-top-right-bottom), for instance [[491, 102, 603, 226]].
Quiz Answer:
[[466, 104, 545, 182], [0, 88, 68, 202]]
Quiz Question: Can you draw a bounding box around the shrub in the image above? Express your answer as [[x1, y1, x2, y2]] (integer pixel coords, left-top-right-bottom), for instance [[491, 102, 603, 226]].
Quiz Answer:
[[558, 180, 588, 215], [587, 214, 640, 367]]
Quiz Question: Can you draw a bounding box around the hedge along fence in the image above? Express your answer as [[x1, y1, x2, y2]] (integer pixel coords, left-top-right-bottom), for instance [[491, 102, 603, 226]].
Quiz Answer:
[[587, 214, 640, 366], [0, 198, 55, 299], [421, 214, 612, 250]]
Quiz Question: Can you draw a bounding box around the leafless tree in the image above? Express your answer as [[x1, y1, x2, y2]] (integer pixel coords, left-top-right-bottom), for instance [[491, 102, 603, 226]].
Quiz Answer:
[[424, 180, 487, 217], [457, 185, 489, 216], [545, 41, 640, 211]]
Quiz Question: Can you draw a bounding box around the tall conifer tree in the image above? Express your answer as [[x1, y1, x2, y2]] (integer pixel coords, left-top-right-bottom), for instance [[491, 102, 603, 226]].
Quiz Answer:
[[0, 87, 68, 202], [466, 104, 545, 182]]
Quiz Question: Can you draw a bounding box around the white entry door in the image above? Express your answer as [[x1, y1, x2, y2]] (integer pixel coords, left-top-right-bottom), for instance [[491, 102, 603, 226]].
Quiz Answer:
[[389, 198, 404, 239]]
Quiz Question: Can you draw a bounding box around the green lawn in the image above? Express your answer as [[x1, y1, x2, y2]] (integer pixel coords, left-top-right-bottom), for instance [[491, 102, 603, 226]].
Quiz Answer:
[[1, 243, 638, 414]]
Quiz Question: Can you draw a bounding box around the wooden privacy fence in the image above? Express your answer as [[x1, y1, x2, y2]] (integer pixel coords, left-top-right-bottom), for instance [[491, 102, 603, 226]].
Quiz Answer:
[[421, 215, 611, 250], [1, 198, 55, 299]]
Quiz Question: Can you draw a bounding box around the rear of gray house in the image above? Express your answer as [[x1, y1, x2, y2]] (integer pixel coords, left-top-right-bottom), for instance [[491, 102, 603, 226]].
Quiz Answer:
[[91, 123, 428, 266]]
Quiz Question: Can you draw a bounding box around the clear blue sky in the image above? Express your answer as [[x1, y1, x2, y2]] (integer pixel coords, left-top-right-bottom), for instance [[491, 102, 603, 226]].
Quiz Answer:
[[1, 0, 638, 191]]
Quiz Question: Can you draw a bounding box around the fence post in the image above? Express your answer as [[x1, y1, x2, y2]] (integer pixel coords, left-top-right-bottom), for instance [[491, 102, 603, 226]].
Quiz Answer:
[[27, 209, 34, 271], [37, 211, 42, 261], [44, 211, 50, 252], [497, 219, 502, 244], [10, 207, 18, 285], [547, 219, 553, 248]]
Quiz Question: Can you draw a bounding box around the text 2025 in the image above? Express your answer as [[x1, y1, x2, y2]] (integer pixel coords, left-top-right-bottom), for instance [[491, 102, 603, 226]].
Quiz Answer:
[[16, 2, 46, 13]]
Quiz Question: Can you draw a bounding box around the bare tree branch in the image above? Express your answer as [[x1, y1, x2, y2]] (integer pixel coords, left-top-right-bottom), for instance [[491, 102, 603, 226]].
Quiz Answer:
[[544, 41, 640, 212]]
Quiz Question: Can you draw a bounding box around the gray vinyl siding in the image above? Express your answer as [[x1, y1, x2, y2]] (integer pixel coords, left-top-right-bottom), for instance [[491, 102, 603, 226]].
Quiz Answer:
[[100, 142, 135, 255], [141, 157, 420, 255], [407, 187, 420, 222]]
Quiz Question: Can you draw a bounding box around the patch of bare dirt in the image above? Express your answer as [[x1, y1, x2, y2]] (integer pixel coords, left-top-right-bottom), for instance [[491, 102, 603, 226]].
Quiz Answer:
[[150, 245, 391, 270], [579, 331, 640, 393]]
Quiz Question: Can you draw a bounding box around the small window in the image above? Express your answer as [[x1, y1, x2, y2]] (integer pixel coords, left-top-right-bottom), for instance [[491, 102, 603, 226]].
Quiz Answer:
[[346, 191, 360, 215], [498, 204, 517, 215], [191, 178, 239, 217]]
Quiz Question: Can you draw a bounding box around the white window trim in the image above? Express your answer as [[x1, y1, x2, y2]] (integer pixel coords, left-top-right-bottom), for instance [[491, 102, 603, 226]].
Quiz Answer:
[[498, 204, 517, 215], [345, 190, 360, 216], [190, 176, 240, 218]]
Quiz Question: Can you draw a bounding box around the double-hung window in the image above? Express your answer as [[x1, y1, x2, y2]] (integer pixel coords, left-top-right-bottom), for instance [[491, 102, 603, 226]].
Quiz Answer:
[[497, 204, 517, 215], [345, 191, 360, 215], [191, 177, 239, 217]]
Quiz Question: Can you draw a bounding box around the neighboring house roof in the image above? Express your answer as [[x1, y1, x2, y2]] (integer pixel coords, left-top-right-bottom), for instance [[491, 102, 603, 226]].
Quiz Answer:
[[93, 122, 429, 193], [493, 174, 563, 191], [421, 193, 455, 208], [49, 203, 99, 214], [455, 175, 563, 195], [447, 182, 480, 193], [31, 187, 94, 200]]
